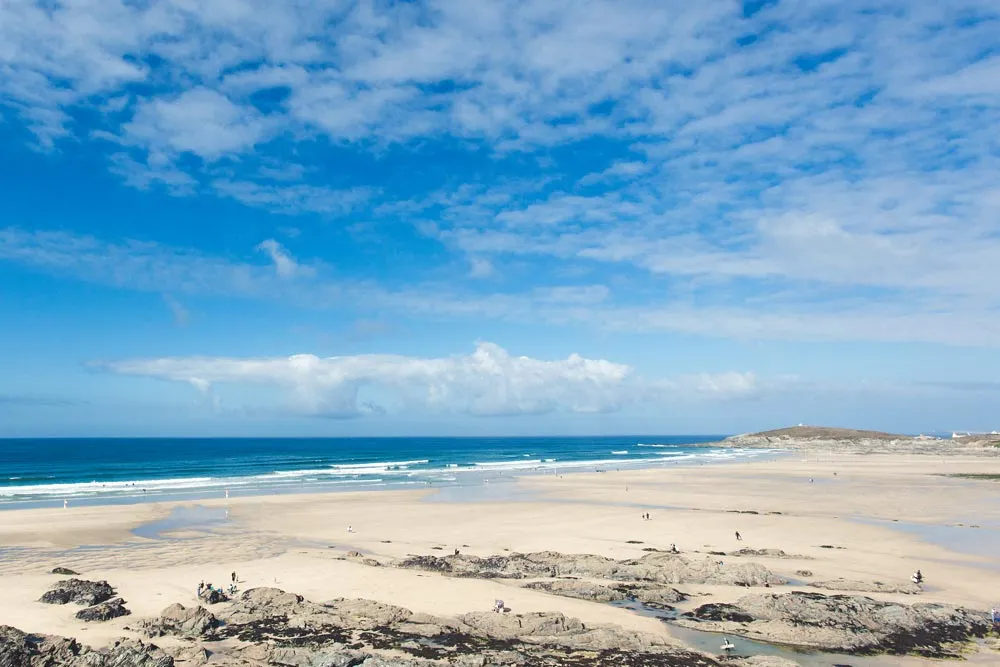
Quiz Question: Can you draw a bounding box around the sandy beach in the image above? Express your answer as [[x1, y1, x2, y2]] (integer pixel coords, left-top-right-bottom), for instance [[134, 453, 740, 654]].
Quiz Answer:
[[3, 451, 1000, 666]]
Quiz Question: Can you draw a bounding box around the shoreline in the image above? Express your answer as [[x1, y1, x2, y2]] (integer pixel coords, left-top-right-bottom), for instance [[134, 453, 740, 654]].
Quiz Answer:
[[3, 451, 1000, 665], [0, 443, 780, 511]]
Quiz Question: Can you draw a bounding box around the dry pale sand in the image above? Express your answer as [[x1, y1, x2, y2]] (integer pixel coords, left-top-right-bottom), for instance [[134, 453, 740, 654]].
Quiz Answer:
[[2, 452, 999, 665]]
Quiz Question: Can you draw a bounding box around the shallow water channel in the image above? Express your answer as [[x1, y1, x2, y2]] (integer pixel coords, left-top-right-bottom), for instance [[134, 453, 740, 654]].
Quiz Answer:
[[613, 600, 904, 667]]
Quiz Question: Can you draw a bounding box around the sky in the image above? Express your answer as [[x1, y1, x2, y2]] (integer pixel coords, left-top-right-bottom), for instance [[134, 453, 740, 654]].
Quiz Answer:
[[2, 0, 1000, 437]]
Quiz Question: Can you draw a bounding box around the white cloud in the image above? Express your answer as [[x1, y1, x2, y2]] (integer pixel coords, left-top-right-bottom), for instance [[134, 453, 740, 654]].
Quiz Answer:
[[2, 1, 1000, 347], [255, 239, 311, 279], [213, 180, 373, 215], [123, 88, 270, 161], [100, 342, 756, 418], [468, 256, 495, 278], [4, 226, 1000, 347]]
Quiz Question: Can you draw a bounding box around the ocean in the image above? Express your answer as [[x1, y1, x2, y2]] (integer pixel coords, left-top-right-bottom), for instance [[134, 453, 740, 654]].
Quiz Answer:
[[0, 435, 766, 508]]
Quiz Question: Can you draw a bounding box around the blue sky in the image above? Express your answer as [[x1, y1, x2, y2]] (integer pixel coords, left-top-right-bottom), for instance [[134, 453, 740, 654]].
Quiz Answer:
[[2, 0, 1000, 437]]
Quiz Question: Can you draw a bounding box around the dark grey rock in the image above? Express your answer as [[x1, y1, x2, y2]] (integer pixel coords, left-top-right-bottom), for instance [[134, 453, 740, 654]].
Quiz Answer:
[[0, 625, 172, 667], [76, 598, 131, 622], [139, 604, 218, 638], [40, 579, 116, 606]]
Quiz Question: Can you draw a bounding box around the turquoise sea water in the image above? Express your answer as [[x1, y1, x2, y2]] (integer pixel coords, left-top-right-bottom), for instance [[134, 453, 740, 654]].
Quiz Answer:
[[0, 435, 771, 508]]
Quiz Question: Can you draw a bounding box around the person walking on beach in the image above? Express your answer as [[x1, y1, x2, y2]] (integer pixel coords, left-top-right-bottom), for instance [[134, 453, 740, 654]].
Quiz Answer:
[[231, 571, 237, 584], [735, 530, 742, 541], [347, 525, 355, 533]]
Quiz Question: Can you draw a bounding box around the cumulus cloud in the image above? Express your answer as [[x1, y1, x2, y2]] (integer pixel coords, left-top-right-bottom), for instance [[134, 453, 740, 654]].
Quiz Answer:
[[99, 342, 757, 418]]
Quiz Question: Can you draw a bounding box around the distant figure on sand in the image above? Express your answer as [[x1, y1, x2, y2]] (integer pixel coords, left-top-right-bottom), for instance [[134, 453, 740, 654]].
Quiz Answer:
[[912, 569, 923, 585], [231, 571, 237, 583], [347, 525, 355, 533], [494, 599, 505, 613], [735, 531, 742, 541], [63, 499, 68, 509]]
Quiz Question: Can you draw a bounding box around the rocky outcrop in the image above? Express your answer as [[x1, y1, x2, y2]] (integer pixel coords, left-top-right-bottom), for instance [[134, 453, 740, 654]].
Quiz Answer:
[[40, 579, 116, 606], [681, 591, 989, 657], [394, 551, 785, 587], [521, 580, 627, 603], [51, 567, 80, 576], [522, 580, 687, 610], [150, 587, 725, 666], [76, 597, 131, 622], [809, 578, 922, 595], [139, 604, 218, 638], [711, 425, 1000, 455], [0, 625, 172, 667]]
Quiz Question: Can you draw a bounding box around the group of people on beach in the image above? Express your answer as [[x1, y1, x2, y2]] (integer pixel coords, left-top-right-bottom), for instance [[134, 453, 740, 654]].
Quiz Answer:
[[640, 512, 652, 520], [197, 571, 240, 598]]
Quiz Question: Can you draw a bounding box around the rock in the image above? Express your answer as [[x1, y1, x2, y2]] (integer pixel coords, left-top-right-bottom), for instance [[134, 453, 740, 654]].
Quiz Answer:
[[729, 548, 806, 559], [522, 579, 627, 603], [533, 580, 690, 610], [810, 578, 922, 594], [0, 625, 172, 667], [165, 645, 209, 667], [51, 567, 80, 576], [614, 583, 688, 610], [40, 579, 116, 606], [187, 587, 722, 666], [457, 611, 669, 653], [687, 603, 755, 623], [140, 604, 218, 638], [76, 598, 131, 622], [100, 639, 174, 667], [393, 550, 785, 587], [729, 657, 801, 667], [681, 591, 990, 657]]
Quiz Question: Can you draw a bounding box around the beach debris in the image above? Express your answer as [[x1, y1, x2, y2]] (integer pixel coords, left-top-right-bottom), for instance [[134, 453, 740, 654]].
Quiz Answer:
[[39, 579, 116, 606], [680, 591, 990, 657], [76, 597, 131, 622], [50, 567, 80, 576]]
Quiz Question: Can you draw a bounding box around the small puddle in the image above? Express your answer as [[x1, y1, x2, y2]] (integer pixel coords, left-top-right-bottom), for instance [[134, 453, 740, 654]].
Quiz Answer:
[[132, 505, 230, 540]]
